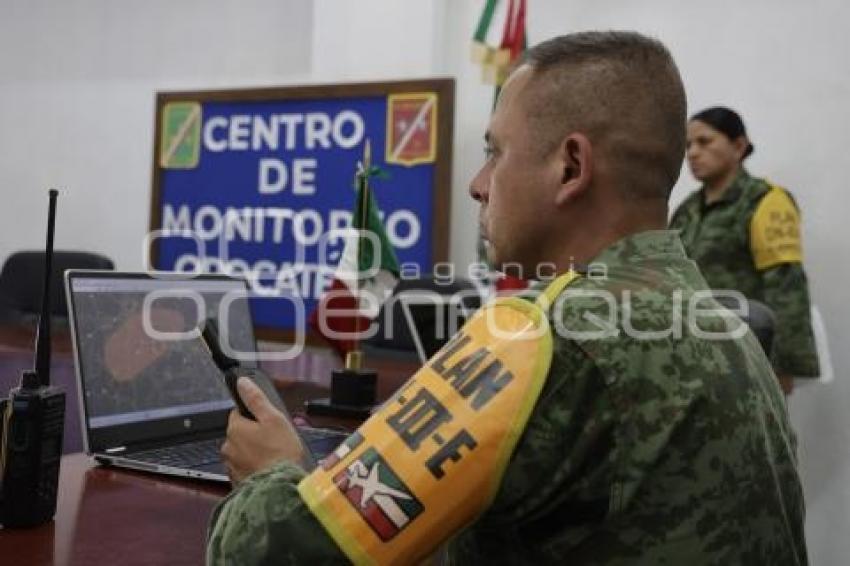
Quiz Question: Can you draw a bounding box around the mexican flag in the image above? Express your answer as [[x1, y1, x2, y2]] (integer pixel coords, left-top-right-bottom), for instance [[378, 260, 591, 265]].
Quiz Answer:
[[310, 161, 400, 356]]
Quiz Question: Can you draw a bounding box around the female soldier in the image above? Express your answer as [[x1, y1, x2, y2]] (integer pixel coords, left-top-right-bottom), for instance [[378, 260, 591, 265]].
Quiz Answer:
[[670, 106, 819, 394]]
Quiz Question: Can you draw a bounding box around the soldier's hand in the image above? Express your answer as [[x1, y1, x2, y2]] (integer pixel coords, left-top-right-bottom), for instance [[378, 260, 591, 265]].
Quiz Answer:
[[221, 377, 308, 484]]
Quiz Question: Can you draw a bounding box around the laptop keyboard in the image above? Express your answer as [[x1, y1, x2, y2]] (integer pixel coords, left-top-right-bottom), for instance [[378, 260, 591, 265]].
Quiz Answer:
[[130, 437, 223, 469], [127, 428, 348, 470], [301, 427, 348, 450]]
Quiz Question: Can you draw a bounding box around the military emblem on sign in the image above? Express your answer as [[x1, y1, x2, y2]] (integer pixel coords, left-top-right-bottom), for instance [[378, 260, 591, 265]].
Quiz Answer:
[[333, 448, 424, 541], [385, 93, 437, 167], [160, 101, 201, 169]]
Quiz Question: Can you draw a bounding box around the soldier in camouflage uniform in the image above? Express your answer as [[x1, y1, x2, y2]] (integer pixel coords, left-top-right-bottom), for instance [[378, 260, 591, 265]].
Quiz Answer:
[[670, 107, 820, 393], [207, 32, 807, 564]]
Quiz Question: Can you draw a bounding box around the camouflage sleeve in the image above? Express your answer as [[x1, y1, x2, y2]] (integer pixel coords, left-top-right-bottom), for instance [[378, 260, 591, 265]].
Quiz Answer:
[[206, 460, 349, 566], [760, 262, 820, 377], [473, 337, 613, 527]]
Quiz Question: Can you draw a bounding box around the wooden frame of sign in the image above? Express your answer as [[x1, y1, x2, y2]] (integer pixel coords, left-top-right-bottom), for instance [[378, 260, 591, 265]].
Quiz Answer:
[[148, 78, 455, 345]]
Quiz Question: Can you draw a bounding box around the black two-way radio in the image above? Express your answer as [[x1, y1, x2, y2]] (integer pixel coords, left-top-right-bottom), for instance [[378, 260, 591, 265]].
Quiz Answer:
[[0, 189, 66, 528], [198, 317, 288, 420], [198, 318, 319, 470]]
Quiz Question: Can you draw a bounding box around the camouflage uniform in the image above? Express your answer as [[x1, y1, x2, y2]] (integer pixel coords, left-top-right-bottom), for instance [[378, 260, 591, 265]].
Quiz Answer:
[[207, 230, 807, 565], [670, 169, 820, 377]]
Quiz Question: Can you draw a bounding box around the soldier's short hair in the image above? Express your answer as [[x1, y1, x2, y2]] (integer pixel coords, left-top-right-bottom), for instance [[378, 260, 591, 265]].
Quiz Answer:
[[522, 31, 687, 200]]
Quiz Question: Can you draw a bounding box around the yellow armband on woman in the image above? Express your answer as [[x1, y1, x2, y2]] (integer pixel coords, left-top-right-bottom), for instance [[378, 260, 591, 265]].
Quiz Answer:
[[750, 184, 803, 271]]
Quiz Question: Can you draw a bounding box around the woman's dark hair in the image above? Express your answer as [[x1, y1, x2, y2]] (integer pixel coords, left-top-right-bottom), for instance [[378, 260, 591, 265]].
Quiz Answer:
[[690, 106, 754, 159]]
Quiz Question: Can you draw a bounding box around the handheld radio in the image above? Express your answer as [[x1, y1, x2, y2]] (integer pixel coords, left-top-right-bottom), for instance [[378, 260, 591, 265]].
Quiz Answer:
[[197, 318, 288, 420], [0, 189, 66, 528]]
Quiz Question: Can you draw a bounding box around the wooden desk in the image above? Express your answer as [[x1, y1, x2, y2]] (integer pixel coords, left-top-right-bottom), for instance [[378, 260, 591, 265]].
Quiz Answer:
[[0, 453, 227, 565], [0, 327, 420, 565]]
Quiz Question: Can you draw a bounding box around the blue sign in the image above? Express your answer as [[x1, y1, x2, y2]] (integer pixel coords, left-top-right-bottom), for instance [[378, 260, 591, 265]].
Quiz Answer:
[[150, 81, 454, 335]]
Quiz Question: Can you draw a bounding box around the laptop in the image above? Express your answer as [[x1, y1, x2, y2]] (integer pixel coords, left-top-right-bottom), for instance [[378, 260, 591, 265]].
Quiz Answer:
[[65, 270, 348, 483]]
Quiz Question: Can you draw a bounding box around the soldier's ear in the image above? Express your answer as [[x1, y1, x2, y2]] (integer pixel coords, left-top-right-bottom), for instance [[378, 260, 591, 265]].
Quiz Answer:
[[555, 133, 592, 207]]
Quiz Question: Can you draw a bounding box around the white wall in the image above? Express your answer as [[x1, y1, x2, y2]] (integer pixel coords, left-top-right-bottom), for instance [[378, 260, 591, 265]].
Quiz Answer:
[[311, 0, 444, 82], [0, 0, 847, 562], [0, 0, 313, 269]]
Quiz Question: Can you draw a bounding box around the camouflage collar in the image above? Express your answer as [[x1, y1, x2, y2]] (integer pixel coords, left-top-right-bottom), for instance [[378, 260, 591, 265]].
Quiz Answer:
[[590, 230, 686, 267], [699, 168, 751, 206]]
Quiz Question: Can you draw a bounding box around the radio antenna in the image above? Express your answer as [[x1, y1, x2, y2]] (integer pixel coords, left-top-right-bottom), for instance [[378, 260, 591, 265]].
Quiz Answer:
[[29, 189, 58, 388]]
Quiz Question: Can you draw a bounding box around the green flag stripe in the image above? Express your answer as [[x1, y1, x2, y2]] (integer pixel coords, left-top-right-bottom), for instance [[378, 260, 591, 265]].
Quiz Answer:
[[354, 182, 400, 276], [473, 0, 499, 42]]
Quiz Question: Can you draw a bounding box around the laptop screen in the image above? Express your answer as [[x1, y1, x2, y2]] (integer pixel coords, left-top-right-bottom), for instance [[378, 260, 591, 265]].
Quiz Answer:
[[66, 273, 256, 449]]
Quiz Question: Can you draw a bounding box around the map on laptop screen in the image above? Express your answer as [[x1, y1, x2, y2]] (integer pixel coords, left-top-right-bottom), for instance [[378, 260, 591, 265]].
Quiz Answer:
[[69, 276, 255, 428]]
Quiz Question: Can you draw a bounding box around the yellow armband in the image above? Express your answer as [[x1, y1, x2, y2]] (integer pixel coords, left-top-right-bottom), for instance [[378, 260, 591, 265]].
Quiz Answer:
[[750, 184, 803, 271], [298, 272, 579, 565]]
